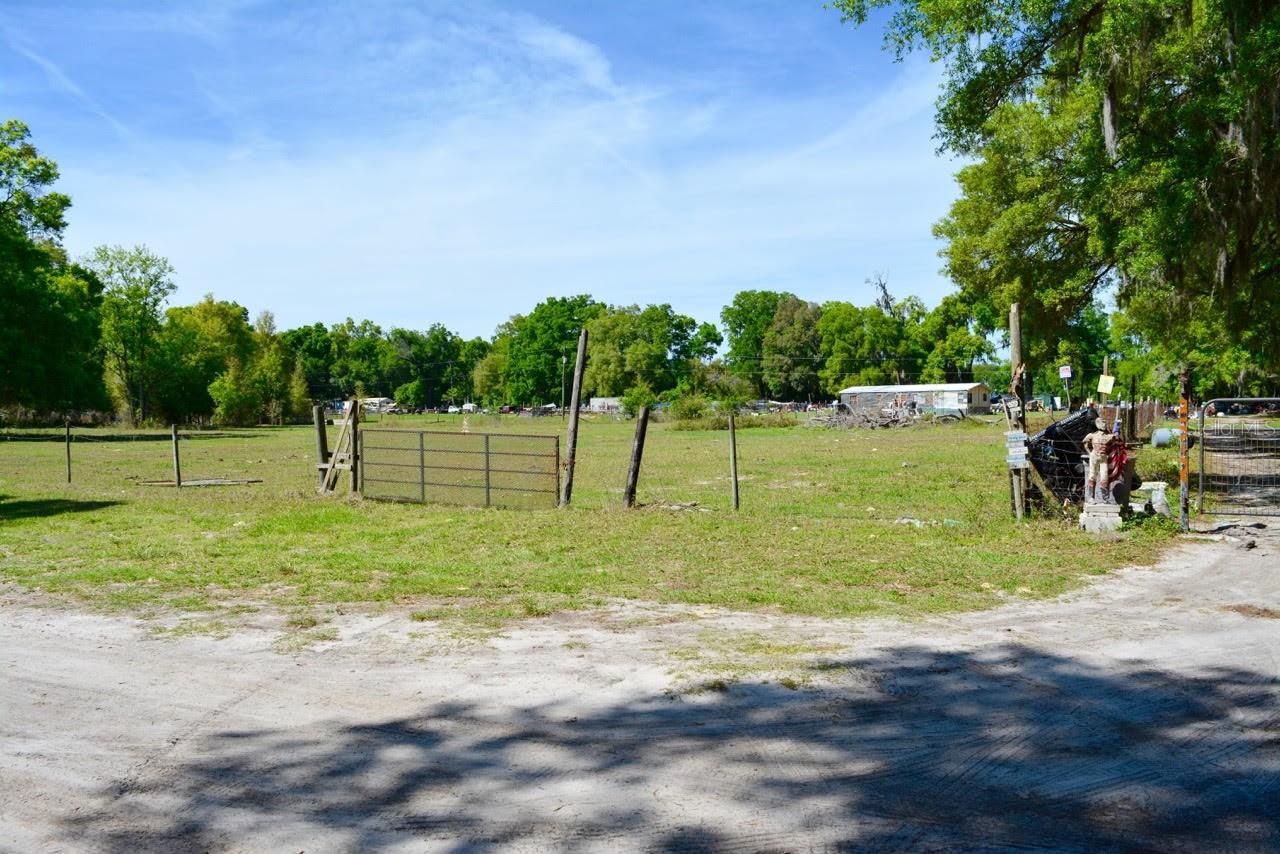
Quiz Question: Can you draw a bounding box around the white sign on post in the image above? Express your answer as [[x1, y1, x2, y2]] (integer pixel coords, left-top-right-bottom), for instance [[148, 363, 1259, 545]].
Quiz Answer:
[[1005, 430, 1029, 469], [1058, 365, 1073, 380]]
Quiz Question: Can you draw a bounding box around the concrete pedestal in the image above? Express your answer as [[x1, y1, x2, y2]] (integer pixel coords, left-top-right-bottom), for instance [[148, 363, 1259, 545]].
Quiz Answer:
[[1080, 502, 1123, 534]]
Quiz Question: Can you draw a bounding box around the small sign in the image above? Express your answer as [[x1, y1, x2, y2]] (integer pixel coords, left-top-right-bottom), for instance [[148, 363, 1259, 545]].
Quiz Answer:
[[1007, 458, 1031, 470], [1005, 431, 1028, 443], [1097, 374, 1115, 394], [1059, 365, 1073, 380]]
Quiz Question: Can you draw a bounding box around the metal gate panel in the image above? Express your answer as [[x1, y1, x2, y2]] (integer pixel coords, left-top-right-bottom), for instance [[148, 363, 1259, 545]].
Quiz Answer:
[[360, 428, 559, 509], [1197, 398, 1280, 517]]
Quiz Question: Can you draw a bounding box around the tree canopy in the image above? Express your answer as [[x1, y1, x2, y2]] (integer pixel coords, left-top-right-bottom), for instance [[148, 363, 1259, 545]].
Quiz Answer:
[[0, 120, 106, 412], [835, 0, 1280, 387]]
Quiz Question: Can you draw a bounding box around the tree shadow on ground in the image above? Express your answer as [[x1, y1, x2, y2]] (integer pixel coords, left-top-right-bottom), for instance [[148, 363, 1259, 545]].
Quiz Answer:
[[61, 644, 1280, 852], [0, 495, 121, 522]]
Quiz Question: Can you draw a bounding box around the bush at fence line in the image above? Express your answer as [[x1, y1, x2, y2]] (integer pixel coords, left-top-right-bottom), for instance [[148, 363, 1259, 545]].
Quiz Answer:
[[671, 411, 797, 431], [0, 406, 118, 428], [620, 381, 658, 419], [668, 395, 710, 421]]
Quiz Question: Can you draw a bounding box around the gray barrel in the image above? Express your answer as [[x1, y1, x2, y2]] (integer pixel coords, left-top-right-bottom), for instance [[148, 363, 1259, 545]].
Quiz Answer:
[[1151, 427, 1176, 448]]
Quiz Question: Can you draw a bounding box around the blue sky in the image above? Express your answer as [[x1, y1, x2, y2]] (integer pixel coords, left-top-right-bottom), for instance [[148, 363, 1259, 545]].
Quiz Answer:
[[2, 0, 962, 339]]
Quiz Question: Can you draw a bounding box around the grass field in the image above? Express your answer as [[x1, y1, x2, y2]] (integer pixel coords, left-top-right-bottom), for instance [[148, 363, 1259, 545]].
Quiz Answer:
[[0, 413, 1177, 625]]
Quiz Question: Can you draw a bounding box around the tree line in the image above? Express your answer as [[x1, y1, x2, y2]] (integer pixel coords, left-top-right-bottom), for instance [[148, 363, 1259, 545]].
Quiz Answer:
[[5, 83, 1275, 428]]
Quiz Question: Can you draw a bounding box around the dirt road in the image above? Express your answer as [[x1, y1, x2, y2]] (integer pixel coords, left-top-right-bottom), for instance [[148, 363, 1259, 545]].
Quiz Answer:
[[2, 529, 1278, 852]]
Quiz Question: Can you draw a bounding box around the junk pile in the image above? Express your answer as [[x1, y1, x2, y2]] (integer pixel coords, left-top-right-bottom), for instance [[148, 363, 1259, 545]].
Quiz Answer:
[[808, 406, 964, 430], [1026, 407, 1139, 506]]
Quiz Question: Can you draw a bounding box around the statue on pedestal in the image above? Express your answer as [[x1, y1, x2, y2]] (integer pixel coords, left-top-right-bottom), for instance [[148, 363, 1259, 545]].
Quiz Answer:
[[1082, 417, 1116, 504]]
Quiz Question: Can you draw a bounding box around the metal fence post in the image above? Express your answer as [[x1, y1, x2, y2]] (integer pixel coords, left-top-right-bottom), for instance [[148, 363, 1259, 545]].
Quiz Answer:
[[419, 431, 426, 503]]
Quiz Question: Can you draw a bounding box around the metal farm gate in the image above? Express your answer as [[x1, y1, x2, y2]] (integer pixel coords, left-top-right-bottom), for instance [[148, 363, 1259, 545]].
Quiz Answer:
[[359, 428, 560, 509], [1197, 398, 1280, 517]]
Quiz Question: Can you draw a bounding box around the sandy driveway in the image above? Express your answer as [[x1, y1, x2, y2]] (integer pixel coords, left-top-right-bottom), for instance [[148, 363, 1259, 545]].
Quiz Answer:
[[2, 528, 1278, 852]]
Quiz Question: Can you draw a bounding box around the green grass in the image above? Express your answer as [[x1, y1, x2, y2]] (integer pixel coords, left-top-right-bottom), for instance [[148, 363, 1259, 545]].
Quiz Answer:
[[0, 413, 1176, 623]]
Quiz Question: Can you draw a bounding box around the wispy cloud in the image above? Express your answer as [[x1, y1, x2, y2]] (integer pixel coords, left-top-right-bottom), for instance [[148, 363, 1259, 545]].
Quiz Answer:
[[5, 36, 131, 140], [13, 1, 959, 336]]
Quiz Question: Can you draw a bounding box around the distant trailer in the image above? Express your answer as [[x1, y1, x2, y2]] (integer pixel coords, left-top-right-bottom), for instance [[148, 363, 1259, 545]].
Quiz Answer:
[[589, 397, 622, 414], [837, 382, 992, 415]]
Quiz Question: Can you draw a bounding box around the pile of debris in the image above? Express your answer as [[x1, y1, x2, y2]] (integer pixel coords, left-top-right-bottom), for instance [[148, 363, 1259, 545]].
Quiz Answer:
[[807, 406, 963, 430], [1025, 407, 1139, 506]]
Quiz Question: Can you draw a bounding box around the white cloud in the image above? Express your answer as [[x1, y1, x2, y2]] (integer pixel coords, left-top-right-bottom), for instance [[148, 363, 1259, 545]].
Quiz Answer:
[[6, 37, 131, 139], [52, 4, 959, 337]]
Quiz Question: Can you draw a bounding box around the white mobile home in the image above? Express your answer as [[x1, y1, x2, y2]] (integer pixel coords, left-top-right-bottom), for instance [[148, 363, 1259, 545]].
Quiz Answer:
[[588, 397, 622, 414], [837, 382, 991, 415]]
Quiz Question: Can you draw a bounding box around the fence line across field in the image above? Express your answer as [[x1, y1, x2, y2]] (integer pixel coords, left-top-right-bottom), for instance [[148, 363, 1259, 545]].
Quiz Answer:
[[359, 427, 560, 509]]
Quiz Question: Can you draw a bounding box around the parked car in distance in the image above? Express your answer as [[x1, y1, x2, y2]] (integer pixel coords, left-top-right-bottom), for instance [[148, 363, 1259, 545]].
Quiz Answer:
[[447, 405, 461, 414]]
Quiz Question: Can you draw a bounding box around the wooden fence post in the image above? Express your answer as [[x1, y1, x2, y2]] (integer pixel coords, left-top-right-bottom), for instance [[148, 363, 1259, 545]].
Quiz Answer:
[[350, 406, 359, 493], [1178, 367, 1191, 531], [171, 424, 182, 488], [484, 433, 492, 508], [1127, 377, 1137, 441], [65, 420, 72, 484], [1009, 303, 1026, 520], [728, 410, 740, 511], [623, 405, 650, 508], [312, 404, 329, 490], [560, 328, 588, 507]]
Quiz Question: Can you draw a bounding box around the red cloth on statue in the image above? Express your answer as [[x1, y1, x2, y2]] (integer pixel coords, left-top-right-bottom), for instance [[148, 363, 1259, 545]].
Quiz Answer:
[[1108, 438, 1126, 484]]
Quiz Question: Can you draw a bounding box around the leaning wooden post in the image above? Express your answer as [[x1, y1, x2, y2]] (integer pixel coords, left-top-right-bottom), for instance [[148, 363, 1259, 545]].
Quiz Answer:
[[1008, 302, 1026, 520], [312, 404, 330, 490], [728, 409, 740, 511], [623, 405, 650, 508], [560, 328, 588, 507], [65, 419, 72, 484], [171, 424, 182, 488]]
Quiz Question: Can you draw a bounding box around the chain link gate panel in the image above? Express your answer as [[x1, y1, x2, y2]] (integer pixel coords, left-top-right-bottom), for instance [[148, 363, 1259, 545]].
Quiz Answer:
[[1197, 398, 1280, 517], [360, 428, 560, 509]]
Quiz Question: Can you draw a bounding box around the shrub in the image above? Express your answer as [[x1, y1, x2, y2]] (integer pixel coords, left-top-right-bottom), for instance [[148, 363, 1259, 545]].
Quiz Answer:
[[669, 394, 710, 421], [620, 381, 657, 418], [671, 411, 798, 431]]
